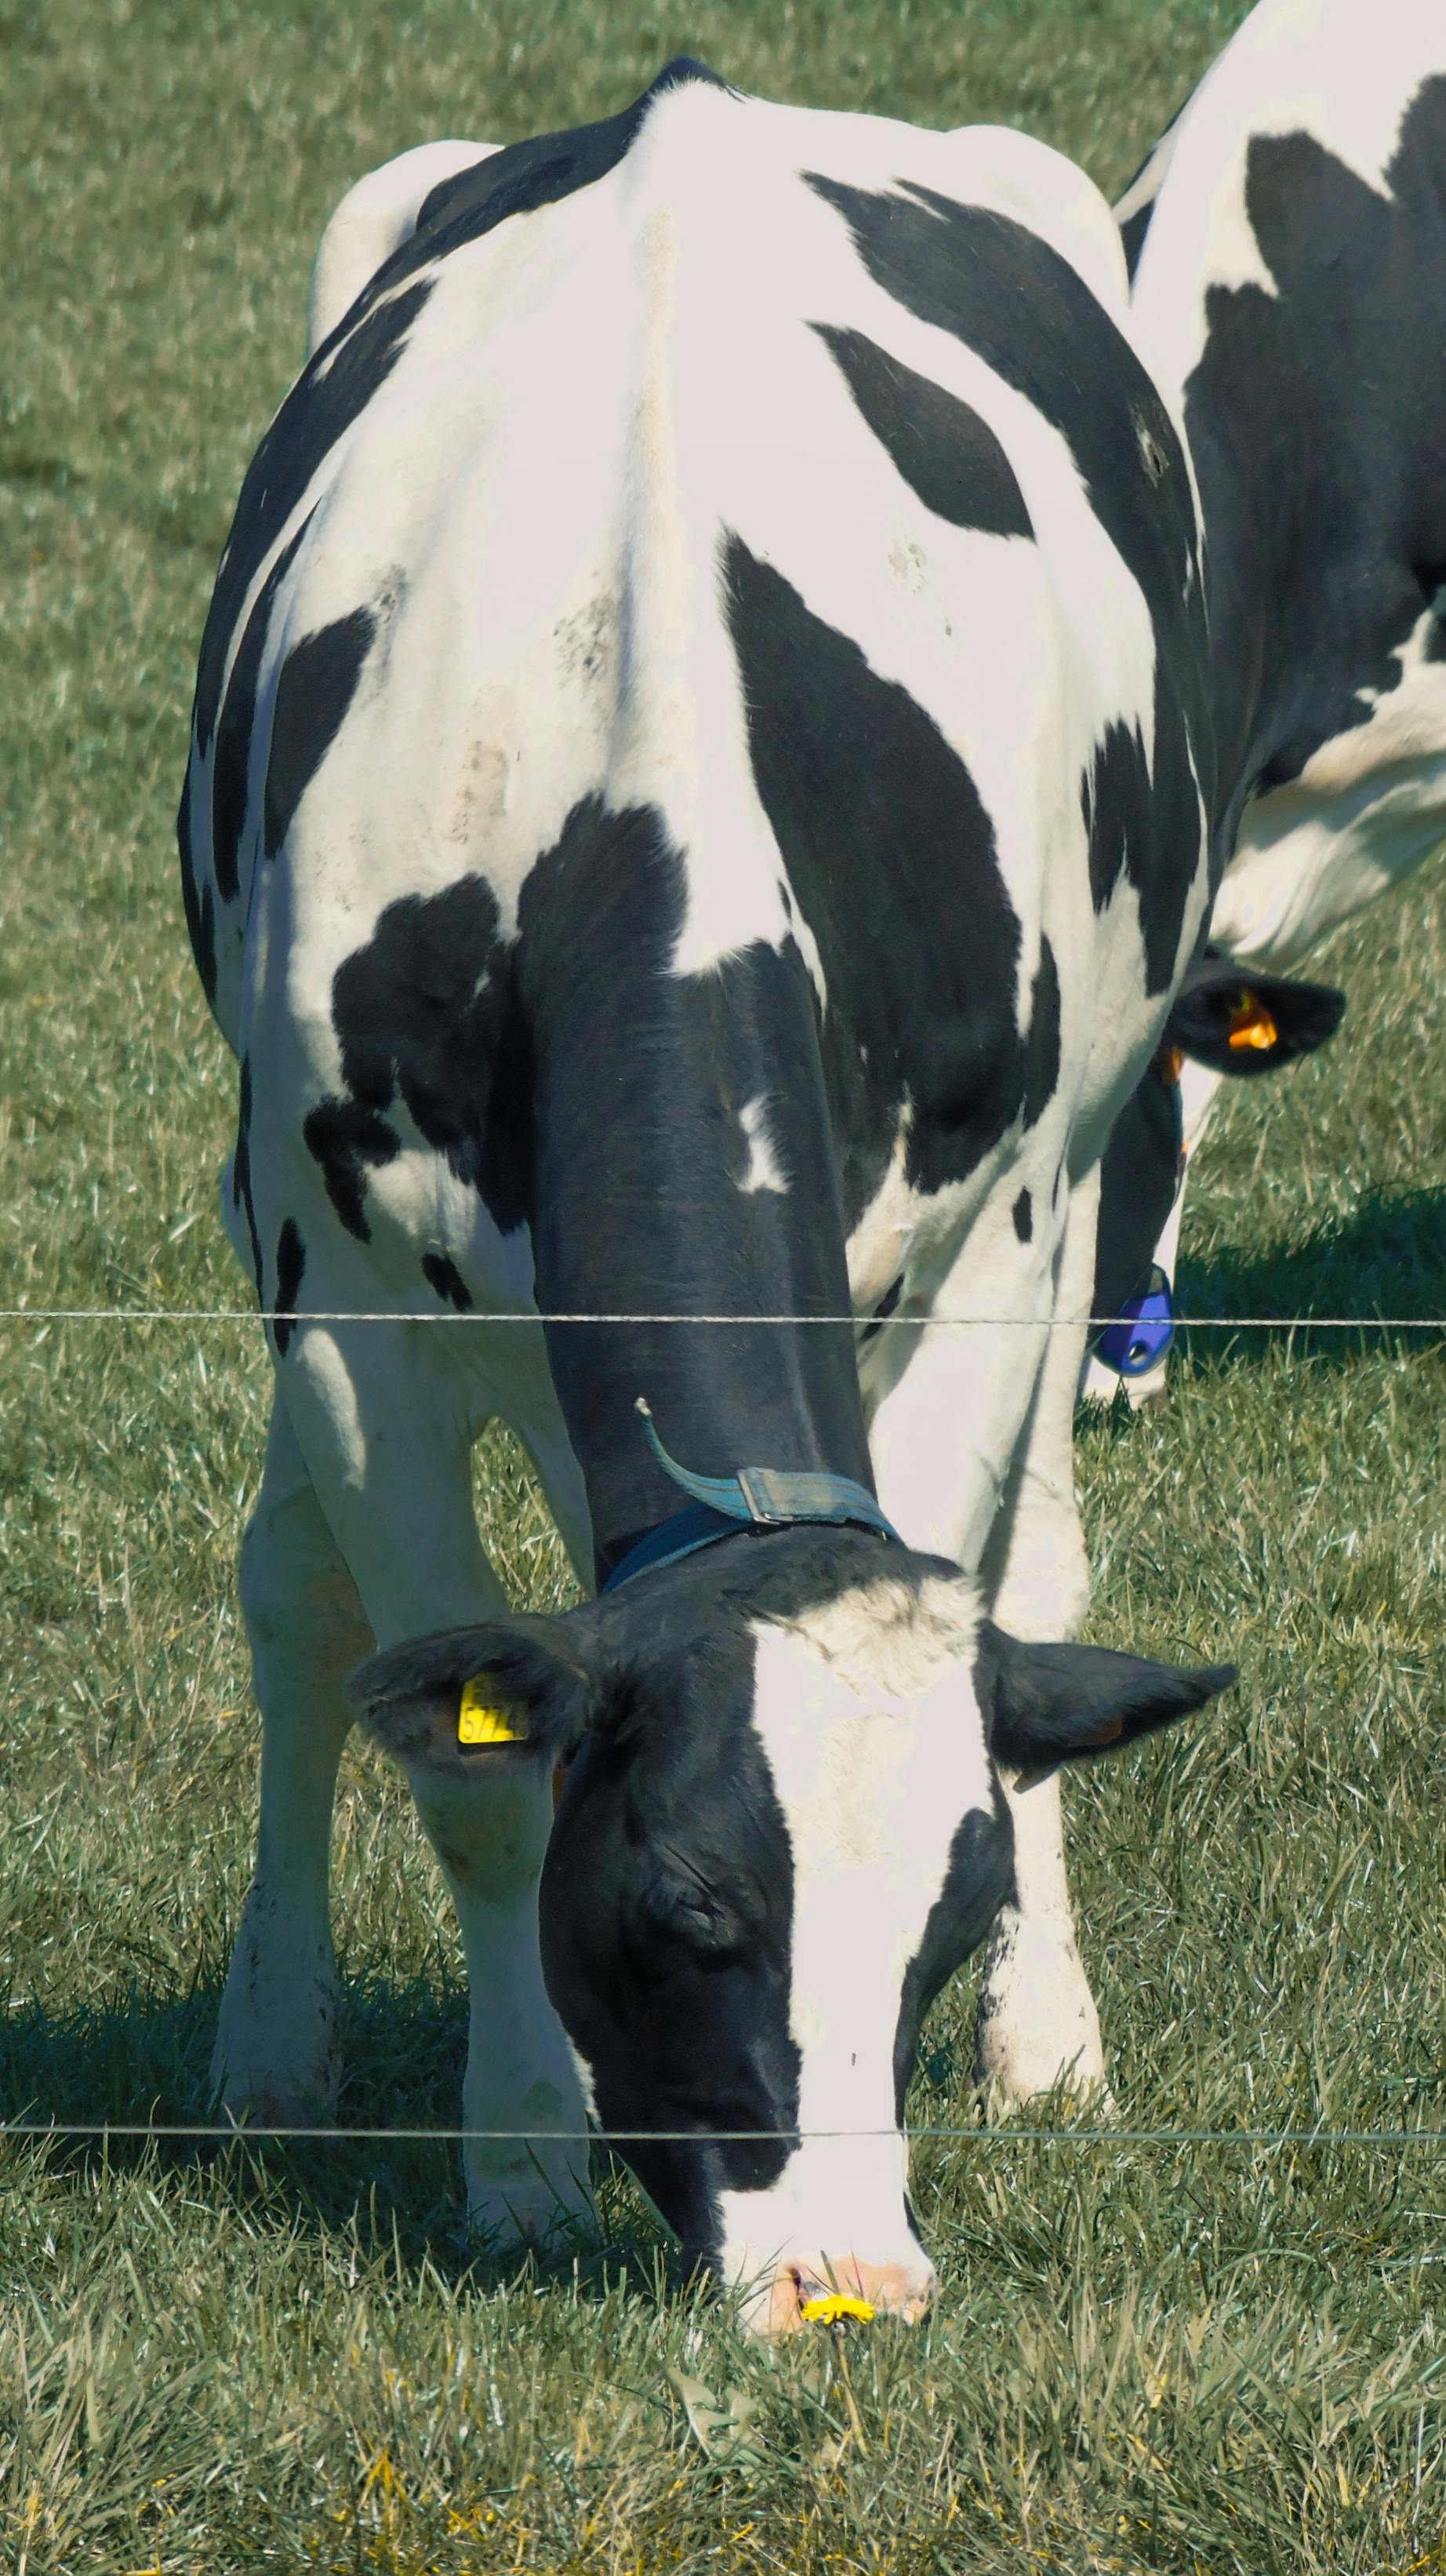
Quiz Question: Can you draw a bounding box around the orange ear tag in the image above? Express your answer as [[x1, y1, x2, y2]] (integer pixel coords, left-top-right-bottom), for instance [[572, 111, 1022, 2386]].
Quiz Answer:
[[1226, 993, 1278, 1052], [800, 2294, 877, 2325], [457, 1676, 527, 1746]]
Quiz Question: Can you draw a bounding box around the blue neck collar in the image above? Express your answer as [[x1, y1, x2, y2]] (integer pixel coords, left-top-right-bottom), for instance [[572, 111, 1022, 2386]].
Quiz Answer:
[[601, 1399, 902, 1593]]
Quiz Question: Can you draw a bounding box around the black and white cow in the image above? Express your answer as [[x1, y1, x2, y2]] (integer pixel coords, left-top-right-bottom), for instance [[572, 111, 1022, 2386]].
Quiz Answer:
[[179, 63, 1233, 2328], [1088, 0, 1446, 1402]]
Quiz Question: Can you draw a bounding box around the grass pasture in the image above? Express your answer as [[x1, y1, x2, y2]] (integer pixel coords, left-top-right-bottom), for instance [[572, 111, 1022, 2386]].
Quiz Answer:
[[4, 0, 1446, 2566]]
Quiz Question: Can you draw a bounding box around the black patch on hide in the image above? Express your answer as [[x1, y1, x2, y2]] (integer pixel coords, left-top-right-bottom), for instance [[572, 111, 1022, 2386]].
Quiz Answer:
[[421, 1251, 474, 1310], [408, 58, 731, 249], [806, 173, 1201, 632], [211, 519, 311, 901], [859, 1276, 903, 1345], [192, 282, 434, 761], [176, 773, 216, 1006], [232, 1054, 265, 1295], [272, 1217, 307, 1355], [813, 324, 1034, 537], [263, 607, 376, 857], [723, 533, 1061, 1226], [303, 872, 521, 1243], [808, 172, 1209, 987]]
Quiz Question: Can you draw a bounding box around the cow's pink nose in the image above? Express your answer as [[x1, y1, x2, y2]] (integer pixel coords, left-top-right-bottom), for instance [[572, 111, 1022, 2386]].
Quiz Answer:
[[761, 2255, 937, 2336]]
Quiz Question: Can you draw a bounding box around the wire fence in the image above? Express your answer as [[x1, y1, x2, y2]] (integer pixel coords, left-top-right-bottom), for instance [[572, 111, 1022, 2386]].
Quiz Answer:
[[1, 1307, 1442, 1330], [3, 2121, 1445, 2147]]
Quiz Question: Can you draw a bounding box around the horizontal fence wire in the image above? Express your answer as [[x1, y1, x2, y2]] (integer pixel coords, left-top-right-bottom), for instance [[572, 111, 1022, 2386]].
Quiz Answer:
[[2, 2121, 1445, 2147], [0, 1308, 1441, 1330]]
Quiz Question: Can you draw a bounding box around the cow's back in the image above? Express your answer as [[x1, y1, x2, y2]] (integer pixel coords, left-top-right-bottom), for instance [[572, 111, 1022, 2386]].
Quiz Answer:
[[181, 68, 1208, 1327], [1128, 0, 1446, 965]]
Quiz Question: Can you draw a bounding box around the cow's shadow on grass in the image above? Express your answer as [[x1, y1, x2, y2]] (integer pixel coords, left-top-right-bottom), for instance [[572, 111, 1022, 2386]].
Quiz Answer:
[[0, 1973, 683, 2301], [1174, 1184, 1446, 1374]]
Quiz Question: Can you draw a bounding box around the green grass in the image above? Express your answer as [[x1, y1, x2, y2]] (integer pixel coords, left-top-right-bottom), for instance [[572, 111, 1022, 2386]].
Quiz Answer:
[[4, 0, 1446, 2567]]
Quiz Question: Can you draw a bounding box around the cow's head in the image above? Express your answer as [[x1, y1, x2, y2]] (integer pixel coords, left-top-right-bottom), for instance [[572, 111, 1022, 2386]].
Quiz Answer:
[[349, 1527, 1230, 2330], [1093, 952, 1346, 1332]]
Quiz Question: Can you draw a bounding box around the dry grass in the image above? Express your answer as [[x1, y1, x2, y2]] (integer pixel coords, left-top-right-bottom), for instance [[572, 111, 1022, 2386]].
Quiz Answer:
[[5, 0, 1446, 2566]]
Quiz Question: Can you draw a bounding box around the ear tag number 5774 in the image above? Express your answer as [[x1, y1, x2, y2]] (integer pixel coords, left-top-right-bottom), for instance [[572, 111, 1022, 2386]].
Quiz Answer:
[[458, 1677, 526, 1745]]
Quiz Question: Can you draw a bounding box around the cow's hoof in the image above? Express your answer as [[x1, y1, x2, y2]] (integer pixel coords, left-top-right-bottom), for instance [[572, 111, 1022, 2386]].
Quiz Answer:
[[210, 2033, 342, 2130], [213, 2081, 338, 2134], [211, 1944, 342, 2134], [975, 2065, 1118, 2124], [463, 2159, 596, 2252], [1077, 1356, 1173, 1413], [1077, 1355, 1128, 1407]]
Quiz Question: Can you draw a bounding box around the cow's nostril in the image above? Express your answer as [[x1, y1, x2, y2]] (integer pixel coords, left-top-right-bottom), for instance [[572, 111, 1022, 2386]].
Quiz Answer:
[[768, 2265, 809, 2335]]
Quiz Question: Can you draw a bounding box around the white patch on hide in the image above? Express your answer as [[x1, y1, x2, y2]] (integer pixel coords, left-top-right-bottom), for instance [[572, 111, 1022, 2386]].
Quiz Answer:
[[736, 1094, 787, 1195], [714, 1572, 990, 2313], [1215, 606, 1446, 968]]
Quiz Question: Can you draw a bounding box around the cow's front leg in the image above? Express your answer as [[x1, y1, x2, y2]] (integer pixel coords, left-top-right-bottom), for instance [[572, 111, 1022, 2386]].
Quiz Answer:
[[976, 1171, 1112, 2112], [401, 1756, 591, 2247], [278, 1319, 593, 2246], [972, 1771, 1108, 2112], [214, 1386, 369, 2127]]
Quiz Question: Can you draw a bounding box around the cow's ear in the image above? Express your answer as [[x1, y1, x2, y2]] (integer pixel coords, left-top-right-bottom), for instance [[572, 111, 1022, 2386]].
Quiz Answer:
[[347, 1610, 605, 1779], [979, 1621, 1233, 1774], [1165, 961, 1345, 1076]]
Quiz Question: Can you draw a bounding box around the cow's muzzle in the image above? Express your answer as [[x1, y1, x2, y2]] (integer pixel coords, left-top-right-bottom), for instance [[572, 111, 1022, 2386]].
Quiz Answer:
[[741, 2253, 939, 2336]]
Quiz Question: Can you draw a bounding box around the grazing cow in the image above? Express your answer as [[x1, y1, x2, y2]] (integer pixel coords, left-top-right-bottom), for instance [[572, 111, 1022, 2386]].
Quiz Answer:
[[1088, 0, 1446, 1402], [179, 63, 1233, 2328]]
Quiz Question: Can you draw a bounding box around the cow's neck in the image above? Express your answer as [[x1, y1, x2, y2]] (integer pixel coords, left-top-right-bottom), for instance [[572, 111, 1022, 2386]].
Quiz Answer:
[[517, 799, 872, 1585]]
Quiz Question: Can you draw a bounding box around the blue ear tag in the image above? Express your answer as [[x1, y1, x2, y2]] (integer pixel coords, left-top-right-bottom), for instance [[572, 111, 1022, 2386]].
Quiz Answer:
[[1095, 1266, 1175, 1379]]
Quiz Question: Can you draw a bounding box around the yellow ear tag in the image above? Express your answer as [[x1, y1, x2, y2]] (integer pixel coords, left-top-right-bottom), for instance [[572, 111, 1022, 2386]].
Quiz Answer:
[[457, 1677, 526, 1746], [800, 2294, 876, 2325], [1226, 993, 1278, 1052]]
